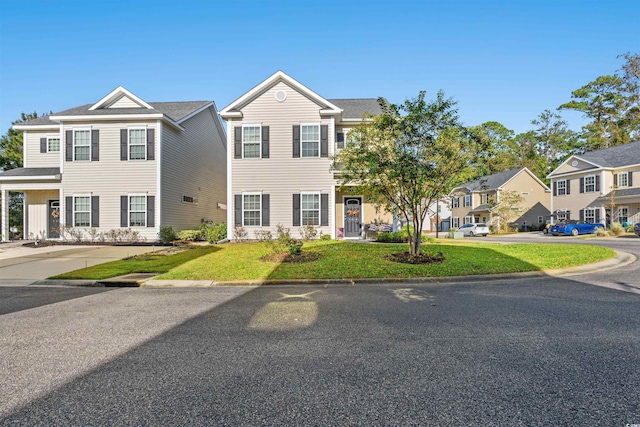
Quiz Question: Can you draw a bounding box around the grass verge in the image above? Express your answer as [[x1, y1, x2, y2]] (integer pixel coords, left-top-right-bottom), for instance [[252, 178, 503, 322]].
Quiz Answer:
[[49, 246, 219, 280]]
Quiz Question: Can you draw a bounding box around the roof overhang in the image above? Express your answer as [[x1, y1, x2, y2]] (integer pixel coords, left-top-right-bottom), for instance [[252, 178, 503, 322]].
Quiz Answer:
[[0, 174, 61, 182], [48, 114, 184, 130], [547, 155, 603, 178], [12, 124, 60, 131], [89, 86, 154, 110]]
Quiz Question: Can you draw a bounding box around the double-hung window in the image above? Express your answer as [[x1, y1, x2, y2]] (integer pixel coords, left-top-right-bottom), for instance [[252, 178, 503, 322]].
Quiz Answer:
[[301, 193, 320, 226], [453, 217, 459, 228], [557, 180, 567, 196], [617, 172, 628, 187], [243, 126, 261, 158], [74, 130, 91, 161], [584, 175, 595, 192], [243, 194, 261, 226], [481, 194, 489, 204], [73, 196, 91, 227], [48, 137, 60, 152], [584, 208, 595, 223], [452, 197, 459, 208], [301, 125, 319, 157], [129, 196, 146, 227], [463, 216, 472, 224], [129, 129, 146, 160], [464, 195, 471, 207], [618, 207, 628, 224]]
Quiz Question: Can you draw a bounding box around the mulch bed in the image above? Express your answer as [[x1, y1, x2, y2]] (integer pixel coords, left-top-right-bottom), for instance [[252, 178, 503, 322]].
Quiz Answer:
[[387, 251, 445, 265], [261, 252, 323, 263]]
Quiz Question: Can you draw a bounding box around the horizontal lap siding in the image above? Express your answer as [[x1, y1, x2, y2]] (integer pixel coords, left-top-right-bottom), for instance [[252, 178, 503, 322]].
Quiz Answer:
[[25, 190, 59, 238], [25, 130, 60, 167], [161, 107, 226, 231], [60, 120, 158, 240], [553, 173, 606, 213], [231, 81, 335, 239], [334, 190, 393, 231]]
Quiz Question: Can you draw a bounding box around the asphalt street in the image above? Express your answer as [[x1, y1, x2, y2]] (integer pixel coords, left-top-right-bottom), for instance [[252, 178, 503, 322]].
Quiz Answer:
[[1, 275, 639, 426]]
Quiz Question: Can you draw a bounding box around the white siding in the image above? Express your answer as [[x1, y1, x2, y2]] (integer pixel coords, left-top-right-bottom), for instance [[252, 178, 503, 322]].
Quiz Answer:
[[230, 81, 335, 239], [25, 130, 61, 168], [25, 190, 58, 239], [108, 96, 142, 108], [161, 106, 227, 231]]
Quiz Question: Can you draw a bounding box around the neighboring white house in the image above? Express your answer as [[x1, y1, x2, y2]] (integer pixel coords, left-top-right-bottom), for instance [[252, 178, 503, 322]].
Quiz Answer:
[[219, 71, 393, 240], [0, 86, 227, 242]]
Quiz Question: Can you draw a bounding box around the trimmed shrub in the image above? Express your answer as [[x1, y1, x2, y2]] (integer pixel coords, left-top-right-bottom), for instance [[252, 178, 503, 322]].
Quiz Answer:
[[178, 230, 202, 241], [320, 233, 331, 241], [204, 222, 227, 243], [159, 226, 177, 244]]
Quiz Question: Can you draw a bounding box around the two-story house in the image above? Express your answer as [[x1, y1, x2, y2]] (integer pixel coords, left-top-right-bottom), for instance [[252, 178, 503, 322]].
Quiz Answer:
[[219, 71, 393, 240], [547, 140, 640, 226], [449, 168, 551, 230], [0, 86, 227, 242]]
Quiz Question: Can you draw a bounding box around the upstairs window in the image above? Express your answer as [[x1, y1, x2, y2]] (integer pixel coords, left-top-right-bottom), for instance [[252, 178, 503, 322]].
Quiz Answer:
[[452, 197, 459, 208], [557, 180, 567, 196], [584, 175, 595, 192], [301, 125, 319, 157], [617, 172, 628, 187], [48, 137, 60, 152], [481, 194, 489, 204], [129, 129, 146, 160], [464, 195, 471, 207], [243, 126, 261, 159], [74, 130, 90, 161]]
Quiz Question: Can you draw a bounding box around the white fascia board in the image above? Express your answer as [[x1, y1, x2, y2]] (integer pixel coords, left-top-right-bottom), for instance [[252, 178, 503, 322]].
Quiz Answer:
[[49, 114, 184, 130], [319, 109, 342, 115], [0, 174, 61, 182], [547, 155, 603, 178], [88, 86, 154, 110], [547, 167, 604, 179], [13, 124, 60, 130], [176, 102, 214, 124], [219, 70, 343, 116]]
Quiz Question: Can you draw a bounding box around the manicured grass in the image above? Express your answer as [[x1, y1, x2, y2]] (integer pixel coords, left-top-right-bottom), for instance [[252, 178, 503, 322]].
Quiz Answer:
[[156, 241, 615, 281], [50, 246, 220, 280]]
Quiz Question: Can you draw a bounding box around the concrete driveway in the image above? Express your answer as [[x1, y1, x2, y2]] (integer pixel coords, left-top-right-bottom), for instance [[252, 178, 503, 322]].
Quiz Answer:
[[0, 244, 158, 282]]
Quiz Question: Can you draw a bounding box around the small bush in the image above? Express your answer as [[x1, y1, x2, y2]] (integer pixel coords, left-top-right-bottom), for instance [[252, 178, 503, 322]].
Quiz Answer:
[[288, 239, 303, 254], [595, 227, 608, 237], [609, 222, 625, 236], [266, 224, 295, 254], [320, 233, 331, 241], [207, 222, 228, 243], [376, 231, 407, 243], [233, 225, 248, 242], [299, 224, 318, 241], [254, 229, 273, 242], [178, 230, 202, 241], [159, 226, 177, 244]]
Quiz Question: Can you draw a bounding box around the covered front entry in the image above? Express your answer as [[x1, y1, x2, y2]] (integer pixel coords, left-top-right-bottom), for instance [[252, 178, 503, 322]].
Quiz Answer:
[[48, 200, 60, 238], [343, 197, 362, 238]]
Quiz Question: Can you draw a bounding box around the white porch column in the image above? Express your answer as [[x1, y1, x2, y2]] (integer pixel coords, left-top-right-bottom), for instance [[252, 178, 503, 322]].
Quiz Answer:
[[330, 184, 336, 239], [1, 187, 8, 242]]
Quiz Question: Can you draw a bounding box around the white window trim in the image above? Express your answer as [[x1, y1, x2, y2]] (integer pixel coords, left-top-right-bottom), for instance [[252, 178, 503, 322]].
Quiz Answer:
[[453, 217, 459, 228], [73, 194, 92, 228], [128, 194, 147, 228], [300, 123, 321, 158], [301, 191, 321, 226], [242, 192, 262, 227], [181, 194, 198, 205], [584, 175, 596, 193], [557, 179, 567, 196], [538, 216, 544, 224], [128, 127, 147, 161], [47, 136, 61, 153], [464, 216, 473, 225], [617, 171, 629, 188], [464, 195, 471, 207], [618, 206, 629, 223], [242, 124, 261, 159], [73, 128, 91, 162], [584, 208, 596, 223]]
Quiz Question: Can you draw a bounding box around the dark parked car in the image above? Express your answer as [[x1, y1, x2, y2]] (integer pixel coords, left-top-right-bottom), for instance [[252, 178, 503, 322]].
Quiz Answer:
[[549, 220, 605, 236], [635, 222, 640, 237]]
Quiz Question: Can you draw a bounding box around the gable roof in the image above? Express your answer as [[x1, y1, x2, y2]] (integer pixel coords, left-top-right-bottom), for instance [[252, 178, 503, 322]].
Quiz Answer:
[[327, 99, 383, 119], [548, 140, 640, 177], [455, 169, 522, 192]]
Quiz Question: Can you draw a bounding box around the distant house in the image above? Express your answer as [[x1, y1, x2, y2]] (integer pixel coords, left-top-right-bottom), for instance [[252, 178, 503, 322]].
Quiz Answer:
[[449, 168, 551, 230], [547, 140, 640, 226], [219, 71, 393, 240], [0, 86, 227, 241]]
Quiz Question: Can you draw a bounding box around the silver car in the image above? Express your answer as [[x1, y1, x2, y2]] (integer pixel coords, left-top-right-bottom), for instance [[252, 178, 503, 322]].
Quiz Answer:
[[456, 223, 490, 237]]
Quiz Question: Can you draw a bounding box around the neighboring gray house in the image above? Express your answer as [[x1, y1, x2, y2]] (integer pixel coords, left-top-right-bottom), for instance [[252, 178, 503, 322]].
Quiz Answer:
[[0, 86, 227, 241]]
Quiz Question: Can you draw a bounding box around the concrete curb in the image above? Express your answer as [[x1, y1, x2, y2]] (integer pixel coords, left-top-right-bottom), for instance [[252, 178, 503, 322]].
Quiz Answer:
[[22, 250, 636, 289]]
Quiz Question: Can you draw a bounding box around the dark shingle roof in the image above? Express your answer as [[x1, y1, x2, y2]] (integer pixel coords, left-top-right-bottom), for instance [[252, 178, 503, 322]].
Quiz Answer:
[[328, 98, 383, 119], [577, 140, 640, 168], [0, 167, 60, 177], [19, 101, 211, 126], [469, 204, 492, 213], [458, 169, 523, 191], [598, 187, 640, 199]]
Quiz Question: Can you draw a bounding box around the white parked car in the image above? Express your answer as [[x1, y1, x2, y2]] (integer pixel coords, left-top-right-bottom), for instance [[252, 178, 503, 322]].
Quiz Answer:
[[456, 223, 490, 237]]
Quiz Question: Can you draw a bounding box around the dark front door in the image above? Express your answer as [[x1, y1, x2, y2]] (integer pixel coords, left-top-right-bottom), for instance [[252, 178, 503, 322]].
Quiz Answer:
[[48, 200, 60, 239], [344, 197, 362, 238]]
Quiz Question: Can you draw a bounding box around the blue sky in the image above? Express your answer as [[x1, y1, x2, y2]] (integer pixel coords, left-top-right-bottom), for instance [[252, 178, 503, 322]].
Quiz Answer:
[[0, 0, 638, 135]]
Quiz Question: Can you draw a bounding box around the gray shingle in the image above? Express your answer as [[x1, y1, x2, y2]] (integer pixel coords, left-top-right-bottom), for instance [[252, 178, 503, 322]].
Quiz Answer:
[[577, 140, 640, 168], [598, 187, 640, 199], [458, 169, 523, 191], [328, 99, 383, 119], [0, 167, 60, 177]]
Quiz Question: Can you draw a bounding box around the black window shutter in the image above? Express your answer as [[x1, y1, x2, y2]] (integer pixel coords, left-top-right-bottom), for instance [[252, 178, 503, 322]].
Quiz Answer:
[[65, 196, 73, 226], [65, 130, 73, 161], [234, 195, 242, 226], [595, 175, 600, 191], [262, 194, 270, 226], [147, 196, 155, 227], [91, 129, 99, 161], [579, 177, 584, 193], [595, 209, 601, 223], [234, 127, 242, 159], [321, 194, 329, 226], [629, 172, 633, 186], [147, 129, 155, 160], [121, 196, 128, 227], [40, 138, 47, 153], [614, 174, 618, 186], [579, 209, 584, 221], [293, 194, 301, 226], [261, 126, 269, 158], [566, 179, 571, 195], [120, 129, 128, 161], [91, 196, 99, 227], [336, 132, 345, 149], [566, 211, 571, 221], [320, 125, 329, 157], [293, 125, 300, 158], [553, 182, 557, 196]]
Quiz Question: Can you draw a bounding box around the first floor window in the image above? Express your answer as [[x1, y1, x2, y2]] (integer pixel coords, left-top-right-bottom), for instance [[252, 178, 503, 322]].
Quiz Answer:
[[74, 130, 90, 161], [243, 126, 261, 158], [48, 137, 60, 152], [556, 212, 567, 221], [538, 216, 544, 224], [584, 175, 595, 192], [302, 193, 320, 225], [618, 207, 628, 224], [129, 196, 146, 227], [243, 194, 261, 226], [74, 196, 90, 227], [464, 216, 473, 224], [584, 208, 595, 223], [557, 180, 566, 195], [301, 124, 319, 157], [129, 129, 146, 160], [453, 217, 459, 228]]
